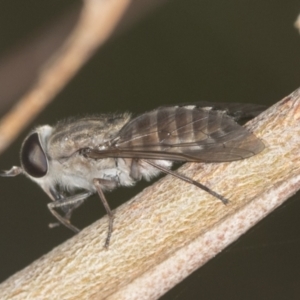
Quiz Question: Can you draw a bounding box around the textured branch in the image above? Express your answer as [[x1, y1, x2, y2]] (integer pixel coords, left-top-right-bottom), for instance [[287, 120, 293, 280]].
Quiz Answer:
[[1, 89, 300, 299], [0, 0, 131, 154]]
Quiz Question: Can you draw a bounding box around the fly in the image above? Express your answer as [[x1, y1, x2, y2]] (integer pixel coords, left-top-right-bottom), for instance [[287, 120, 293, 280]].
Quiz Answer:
[[0, 102, 265, 248]]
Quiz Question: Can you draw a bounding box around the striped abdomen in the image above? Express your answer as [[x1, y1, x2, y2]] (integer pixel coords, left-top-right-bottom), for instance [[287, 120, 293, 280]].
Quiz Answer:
[[112, 105, 264, 162]]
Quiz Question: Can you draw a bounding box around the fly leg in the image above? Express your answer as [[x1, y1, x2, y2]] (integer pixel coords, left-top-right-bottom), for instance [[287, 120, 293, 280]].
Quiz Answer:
[[93, 178, 116, 249], [49, 195, 85, 229], [143, 159, 229, 204], [48, 192, 92, 233]]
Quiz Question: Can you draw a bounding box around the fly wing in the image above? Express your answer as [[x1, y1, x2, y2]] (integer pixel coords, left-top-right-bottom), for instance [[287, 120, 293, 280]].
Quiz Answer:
[[85, 105, 265, 162], [184, 102, 267, 124]]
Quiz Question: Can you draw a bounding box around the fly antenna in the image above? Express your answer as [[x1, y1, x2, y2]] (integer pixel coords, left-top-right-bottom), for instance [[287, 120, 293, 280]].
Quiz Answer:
[[0, 166, 23, 177]]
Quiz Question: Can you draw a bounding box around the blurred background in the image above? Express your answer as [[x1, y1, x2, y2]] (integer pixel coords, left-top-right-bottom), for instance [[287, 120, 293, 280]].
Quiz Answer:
[[0, 0, 300, 299]]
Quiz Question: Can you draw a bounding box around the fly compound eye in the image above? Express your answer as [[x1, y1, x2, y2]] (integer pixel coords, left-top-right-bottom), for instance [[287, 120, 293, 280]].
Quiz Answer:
[[21, 132, 48, 178]]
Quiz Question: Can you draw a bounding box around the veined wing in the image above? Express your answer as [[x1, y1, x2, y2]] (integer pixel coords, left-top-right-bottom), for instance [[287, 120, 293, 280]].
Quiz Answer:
[[178, 102, 266, 125], [85, 105, 265, 162]]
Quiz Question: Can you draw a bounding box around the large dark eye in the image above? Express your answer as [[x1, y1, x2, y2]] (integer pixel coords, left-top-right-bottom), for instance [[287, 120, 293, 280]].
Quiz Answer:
[[21, 133, 48, 178]]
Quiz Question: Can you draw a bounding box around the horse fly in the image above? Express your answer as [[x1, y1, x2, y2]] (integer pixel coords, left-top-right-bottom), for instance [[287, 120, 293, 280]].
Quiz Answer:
[[1, 102, 265, 248]]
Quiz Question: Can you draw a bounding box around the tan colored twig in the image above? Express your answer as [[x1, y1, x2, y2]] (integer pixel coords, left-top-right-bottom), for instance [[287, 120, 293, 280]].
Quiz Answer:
[[0, 0, 131, 154], [0, 89, 299, 299], [294, 13, 300, 32]]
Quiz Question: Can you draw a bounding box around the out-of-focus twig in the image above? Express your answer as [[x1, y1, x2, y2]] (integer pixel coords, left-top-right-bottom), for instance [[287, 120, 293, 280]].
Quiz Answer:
[[0, 5, 81, 115], [294, 13, 300, 32], [0, 0, 131, 154], [0, 89, 300, 299], [0, 0, 170, 116]]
